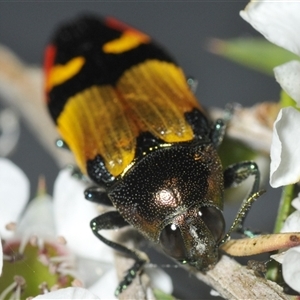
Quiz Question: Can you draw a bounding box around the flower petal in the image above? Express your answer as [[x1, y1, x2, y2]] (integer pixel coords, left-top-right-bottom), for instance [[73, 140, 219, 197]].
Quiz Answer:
[[53, 168, 113, 263], [88, 268, 118, 299], [281, 211, 300, 233], [240, 1, 300, 56], [291, 194, 300, 211], [15, 194, 56, 238], [274, 60, 300, 105], [270, 107, 300, 187], [146, 267, 173, 294], [0, 158, 29, 239], [282, 246, 300, 293], [32, 287, 100, 299], [85, 260, 173, 298], [76, 256, 113, 288], [271, 251, 286, 264]]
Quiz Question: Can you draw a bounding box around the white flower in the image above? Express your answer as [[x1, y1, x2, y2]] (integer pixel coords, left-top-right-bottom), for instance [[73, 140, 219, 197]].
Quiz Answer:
[[0, 158, 29, 239], [240, 0, 300, 188], [280, 194, 300, 293], [33, 287, 100, 299], [0, 108, 20, 157], [241, 1, 300, 292], [240, 1, 300, 61], [0, 158, 114, 298], [0, 237, 2, 276], [52, 169, 114, 264], [282, 246, 300, 294], [0, 158, 173, 299], [271, 193, 300, 293], [270, 107, 300, 187]]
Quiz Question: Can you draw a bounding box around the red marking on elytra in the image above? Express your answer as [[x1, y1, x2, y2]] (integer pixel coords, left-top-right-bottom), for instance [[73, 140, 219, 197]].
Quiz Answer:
[[44, 45, 56, 101], [105, 17, 144, 37]]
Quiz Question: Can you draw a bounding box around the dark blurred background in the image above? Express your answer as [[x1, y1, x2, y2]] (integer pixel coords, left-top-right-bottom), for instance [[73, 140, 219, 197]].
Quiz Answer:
[[0, 2, 281, 299]]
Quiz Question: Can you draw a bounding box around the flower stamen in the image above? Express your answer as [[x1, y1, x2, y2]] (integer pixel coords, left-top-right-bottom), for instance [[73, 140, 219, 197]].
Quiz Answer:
[[50, 284, 59, 292], [71, 278, 84, 287], [56, 236, 67, 245], [18, 234, 30, 255], [29, 235, 38, 247], [5, 222, 16, 232], [38, 253, 50, 266], [0, 281, 17, 300], [4, 246, 23, 263], [0, 276, 26, 300], [38, 282, 50, 294]]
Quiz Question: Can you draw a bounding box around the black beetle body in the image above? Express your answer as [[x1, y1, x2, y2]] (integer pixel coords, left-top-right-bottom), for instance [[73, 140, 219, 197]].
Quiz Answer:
[[45, 15, 261, 296]]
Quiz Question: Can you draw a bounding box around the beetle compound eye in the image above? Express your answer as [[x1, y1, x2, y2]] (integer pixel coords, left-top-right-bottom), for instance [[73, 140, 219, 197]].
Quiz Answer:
[[200, 207, 225, 243], [159, 224, 187, 260]]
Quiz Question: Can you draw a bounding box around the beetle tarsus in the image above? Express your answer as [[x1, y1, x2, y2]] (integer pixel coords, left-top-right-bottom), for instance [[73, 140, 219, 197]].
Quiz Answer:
[[115, 259, 146, 296], [221, 190, 265, 244], [221, 161, 263, 244]]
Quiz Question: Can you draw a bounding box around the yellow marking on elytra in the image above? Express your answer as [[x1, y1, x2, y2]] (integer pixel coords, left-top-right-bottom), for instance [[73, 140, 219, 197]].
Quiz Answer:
[[103, 31, 150, 54], [57, 85, 136, 177], [46, 56, 85, 91], [117, 60, 200, 143]]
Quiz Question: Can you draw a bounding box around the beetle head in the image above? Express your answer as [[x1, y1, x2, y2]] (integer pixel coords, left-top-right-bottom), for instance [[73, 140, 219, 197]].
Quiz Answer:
[[159, 205, 225, 270]]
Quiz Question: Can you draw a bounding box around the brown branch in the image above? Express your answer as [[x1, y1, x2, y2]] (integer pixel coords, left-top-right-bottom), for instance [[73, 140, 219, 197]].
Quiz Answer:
[[193, 255, 288, 300], [0, 45, 74, 167]]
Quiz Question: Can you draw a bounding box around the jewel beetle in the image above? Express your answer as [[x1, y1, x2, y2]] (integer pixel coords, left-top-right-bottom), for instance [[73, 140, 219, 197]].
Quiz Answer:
[[44, 15, 261, 296]]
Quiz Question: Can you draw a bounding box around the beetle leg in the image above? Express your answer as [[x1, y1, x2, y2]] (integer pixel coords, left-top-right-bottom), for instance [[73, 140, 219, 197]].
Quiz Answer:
[[84, 185, 113, 206], [223, 161, 260, 192], [211, 119, 226, 147], [221, 189, 265, 245], [90, 211, 148, 296], [211, 104, 236, 147], [221, 161, 264, 243]]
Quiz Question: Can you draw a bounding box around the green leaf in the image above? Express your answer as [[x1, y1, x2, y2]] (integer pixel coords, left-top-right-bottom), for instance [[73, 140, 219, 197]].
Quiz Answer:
[[274, 184, 295, 234], [280, 89, 297, 108], [207, 37, 299, 76], [153, 289, 175, 300]]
